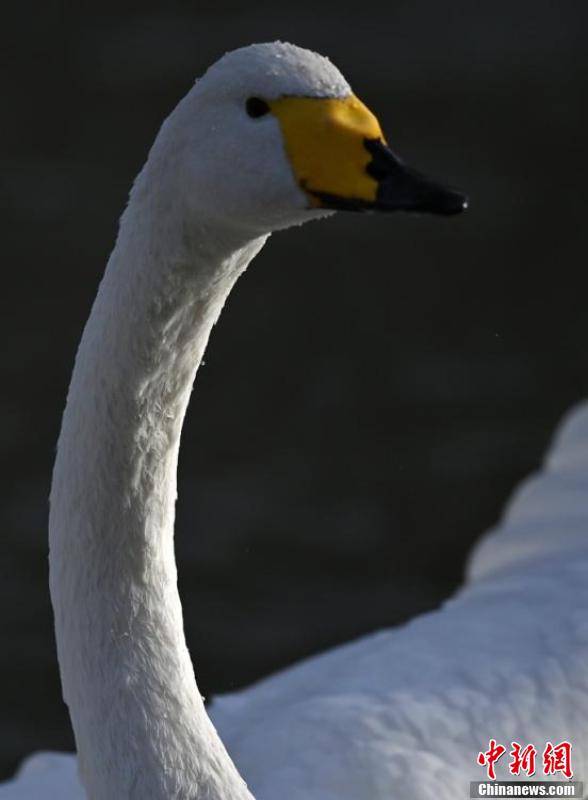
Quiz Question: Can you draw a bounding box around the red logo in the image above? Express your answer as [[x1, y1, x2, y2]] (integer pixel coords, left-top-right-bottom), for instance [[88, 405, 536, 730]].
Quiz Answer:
[[477, 740, 573, 780], [543, 741, 573, 780], [509, 742, 537, 777], [477, 740, 506, 780]]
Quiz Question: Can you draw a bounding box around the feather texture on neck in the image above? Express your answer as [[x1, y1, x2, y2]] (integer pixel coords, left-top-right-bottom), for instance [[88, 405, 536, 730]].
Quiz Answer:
[[49, 165, 266, 799]]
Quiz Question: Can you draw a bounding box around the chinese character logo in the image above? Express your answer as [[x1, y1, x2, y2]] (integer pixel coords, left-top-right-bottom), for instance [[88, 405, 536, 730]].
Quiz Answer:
[[477, 740, 573, 780], [477, 740, 506, 780], [543, 741, 573, 780], [509, 742, 537, 777]]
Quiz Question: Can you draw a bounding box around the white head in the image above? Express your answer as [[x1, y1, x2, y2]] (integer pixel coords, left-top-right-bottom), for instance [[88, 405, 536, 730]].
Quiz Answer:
[[141, 41, 466, 236]]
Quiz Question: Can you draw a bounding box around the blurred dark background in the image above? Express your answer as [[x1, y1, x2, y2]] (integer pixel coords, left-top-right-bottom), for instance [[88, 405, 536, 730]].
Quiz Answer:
[[1, 0, 587, 779]]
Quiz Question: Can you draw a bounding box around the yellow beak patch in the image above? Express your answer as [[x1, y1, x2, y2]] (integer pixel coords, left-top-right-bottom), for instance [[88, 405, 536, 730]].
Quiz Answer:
[[269, 95, 386, 208]]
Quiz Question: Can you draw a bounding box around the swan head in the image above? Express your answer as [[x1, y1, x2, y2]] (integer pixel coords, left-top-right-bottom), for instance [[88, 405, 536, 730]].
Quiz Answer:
[[156, 42, 467, 235]]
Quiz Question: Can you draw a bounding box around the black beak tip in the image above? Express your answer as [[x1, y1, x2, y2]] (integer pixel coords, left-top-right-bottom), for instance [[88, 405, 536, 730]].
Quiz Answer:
[[434, 188, 469, 216], [376, 180, 469, 216], [364, 139, 468, 217]]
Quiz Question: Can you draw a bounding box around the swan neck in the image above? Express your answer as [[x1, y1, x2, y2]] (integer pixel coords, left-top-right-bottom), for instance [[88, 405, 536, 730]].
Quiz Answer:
[[48, 184, 265, 799]]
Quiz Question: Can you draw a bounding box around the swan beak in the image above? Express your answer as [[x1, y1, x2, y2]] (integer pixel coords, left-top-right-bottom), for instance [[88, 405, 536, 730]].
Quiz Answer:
[[270, 95, 467, 216]]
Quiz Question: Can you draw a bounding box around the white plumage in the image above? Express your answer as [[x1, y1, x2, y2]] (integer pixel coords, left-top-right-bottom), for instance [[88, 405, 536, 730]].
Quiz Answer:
[[213, 401, 588, 797], [2, 41, 585, 799]]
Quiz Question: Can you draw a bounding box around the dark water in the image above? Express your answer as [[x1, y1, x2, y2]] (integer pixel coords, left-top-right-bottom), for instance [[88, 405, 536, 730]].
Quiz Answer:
[[1, 0, 587, 778]]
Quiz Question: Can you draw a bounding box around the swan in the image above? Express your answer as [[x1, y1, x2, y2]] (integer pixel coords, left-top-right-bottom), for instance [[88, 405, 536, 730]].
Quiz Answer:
[[1, 39, 586, 800]]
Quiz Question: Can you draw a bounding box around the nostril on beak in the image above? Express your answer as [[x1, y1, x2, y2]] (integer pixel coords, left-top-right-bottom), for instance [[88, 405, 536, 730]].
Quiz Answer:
[[364, 139, 395, 182]]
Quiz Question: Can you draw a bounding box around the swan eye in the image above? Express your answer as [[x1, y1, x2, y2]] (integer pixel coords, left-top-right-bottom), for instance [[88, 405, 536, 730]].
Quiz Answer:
[[246, 97, 270, 118]]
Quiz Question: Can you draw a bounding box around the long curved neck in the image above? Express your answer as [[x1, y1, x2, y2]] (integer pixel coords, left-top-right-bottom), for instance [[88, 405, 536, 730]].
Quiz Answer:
[[48, 170, 266, 799]]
